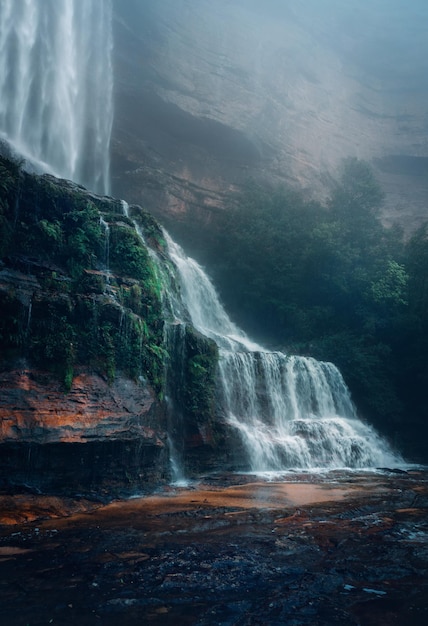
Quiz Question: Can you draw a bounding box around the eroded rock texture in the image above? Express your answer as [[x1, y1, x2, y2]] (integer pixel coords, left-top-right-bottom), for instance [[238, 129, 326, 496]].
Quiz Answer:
[[1, 470, 427, 625], [0, 159, 170, 494], [0, 368, 157, 444], [111, 0, 428, 232]]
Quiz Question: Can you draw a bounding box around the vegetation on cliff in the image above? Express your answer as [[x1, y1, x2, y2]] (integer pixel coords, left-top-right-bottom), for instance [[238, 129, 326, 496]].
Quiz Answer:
[[0, 156, 169, 399], [177, 158, 426, 459], [1, 152, 426, 462]]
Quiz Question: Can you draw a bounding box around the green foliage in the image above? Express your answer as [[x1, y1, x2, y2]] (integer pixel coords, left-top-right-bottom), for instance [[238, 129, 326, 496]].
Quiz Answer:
[[129, 204, 167, 252], [64, 365, 74, 392], [0, 155, 167, 395], [184, 326, 218, 423], [28, 300, 76, 389], [210, 160, 406, 342], [37, 219, 64, 253], [405, 223, 428, 316], [0, 156, 21, 255], [144, 342, 168, 397], [109, 224, 150, 280], [62, 200, 104, 277], [0, 292, 27, 350], [186, 355, 215, 416], [370, 260, 407, 306], [0, 158, 106, 278], [398, 224, 428, 434], [329, 157, 384, 216], [99, 323, 116, 384], [119, 283, 143, 315], [0, 163, 15, 196], [0, 154, 21, 196], [201, 159, 423, 441]]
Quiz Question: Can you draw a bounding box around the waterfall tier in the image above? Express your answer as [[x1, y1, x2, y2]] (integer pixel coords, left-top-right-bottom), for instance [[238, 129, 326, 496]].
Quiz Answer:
[[0, 0, 113, 194], [166, 234, 401, 471]]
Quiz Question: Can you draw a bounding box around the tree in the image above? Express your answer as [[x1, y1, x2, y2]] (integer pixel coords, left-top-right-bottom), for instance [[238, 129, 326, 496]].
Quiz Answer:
[[406, 223, 428, 317], [329, 157, 384, 217]]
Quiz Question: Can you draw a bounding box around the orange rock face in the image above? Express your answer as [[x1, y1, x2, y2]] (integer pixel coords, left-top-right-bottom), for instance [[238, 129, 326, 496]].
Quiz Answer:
[[0, 365, 168, 495], [0, 366, 163, 445]]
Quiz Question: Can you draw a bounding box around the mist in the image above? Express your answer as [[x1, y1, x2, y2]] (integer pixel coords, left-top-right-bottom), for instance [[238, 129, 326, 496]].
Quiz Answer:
[[112, 0, 428, 231], [1, 5, 428, 623]]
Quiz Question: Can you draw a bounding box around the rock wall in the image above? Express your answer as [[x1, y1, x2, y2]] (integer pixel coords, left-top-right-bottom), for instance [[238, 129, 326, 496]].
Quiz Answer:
[[0, 367, 158, 445], [111, 0, 428, 233], [0, 156, 169, 494], [0, 154, 227, 495]]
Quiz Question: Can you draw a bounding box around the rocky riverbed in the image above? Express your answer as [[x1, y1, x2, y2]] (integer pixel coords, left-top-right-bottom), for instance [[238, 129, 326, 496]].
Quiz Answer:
[[1, 469, 427, 625]]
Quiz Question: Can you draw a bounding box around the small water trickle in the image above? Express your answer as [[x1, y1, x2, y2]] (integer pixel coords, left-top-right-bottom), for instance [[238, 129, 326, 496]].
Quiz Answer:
[[167, 429, 188, 487], [119, 307, 125, 334], [99, 215, 111, 287], [26, 300, 32, 338], [121, 200, 130, 218], [164, 322, 189, 482], [120, 199, 188, 480]]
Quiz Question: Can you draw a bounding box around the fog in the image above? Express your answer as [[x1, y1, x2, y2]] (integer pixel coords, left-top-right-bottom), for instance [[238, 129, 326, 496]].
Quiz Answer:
[[115, 0, 428, 86], [112, 0, 428, 229], [1, 0, 427, 225]]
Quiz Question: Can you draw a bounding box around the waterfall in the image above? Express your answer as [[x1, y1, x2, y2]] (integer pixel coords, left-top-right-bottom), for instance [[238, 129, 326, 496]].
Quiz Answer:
[[121, 202, 190, 482], [0, 0, 113, 194], [166, 234, 401, 471]]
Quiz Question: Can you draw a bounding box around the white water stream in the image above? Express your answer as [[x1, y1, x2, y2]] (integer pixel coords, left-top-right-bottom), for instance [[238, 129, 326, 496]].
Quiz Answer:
[[166, 234, 401, 471], [0, 0, 113, 194], [0, 3, 401, 472]]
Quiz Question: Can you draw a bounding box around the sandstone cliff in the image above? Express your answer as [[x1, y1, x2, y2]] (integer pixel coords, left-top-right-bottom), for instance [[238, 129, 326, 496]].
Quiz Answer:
[[0, 155, 221, 495], [111, 0, 428, 234]]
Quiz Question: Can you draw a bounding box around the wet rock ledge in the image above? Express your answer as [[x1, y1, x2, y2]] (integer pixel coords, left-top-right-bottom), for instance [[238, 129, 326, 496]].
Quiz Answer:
[[0, 469, 427, 625]]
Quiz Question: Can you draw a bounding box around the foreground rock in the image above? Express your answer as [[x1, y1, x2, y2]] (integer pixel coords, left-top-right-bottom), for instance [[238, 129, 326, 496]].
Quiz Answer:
[[0, 469, 427, 625]]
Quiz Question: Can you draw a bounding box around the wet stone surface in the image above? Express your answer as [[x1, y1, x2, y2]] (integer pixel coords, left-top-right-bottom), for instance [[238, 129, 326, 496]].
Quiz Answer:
[[0, 470, 427, 625]]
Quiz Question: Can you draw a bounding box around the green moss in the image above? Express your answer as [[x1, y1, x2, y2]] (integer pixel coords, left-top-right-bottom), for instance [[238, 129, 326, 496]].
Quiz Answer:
[[183, 325, 218, 424], [100, 323, 116, 384], [79, 272, 106, 295], [64, 365, 74, 391], [128, 204, 167, 252], [119, 283, 143, 315], [0, 155, 167, 395], [0, 157, 21, 256], [37, 219, 64, 252], [0, 292, 27, 352], [63, 201, 104, 278]]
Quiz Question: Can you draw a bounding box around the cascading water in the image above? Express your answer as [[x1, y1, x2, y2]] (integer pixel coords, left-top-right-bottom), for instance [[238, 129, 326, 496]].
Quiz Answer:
[[166, 234, 401, 471], [121, 201, 190, 483], [0, 0, 113, 194]]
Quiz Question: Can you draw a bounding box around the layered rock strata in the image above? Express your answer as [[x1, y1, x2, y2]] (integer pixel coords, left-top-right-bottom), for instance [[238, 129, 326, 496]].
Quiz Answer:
[[0, 156, 219, 495]]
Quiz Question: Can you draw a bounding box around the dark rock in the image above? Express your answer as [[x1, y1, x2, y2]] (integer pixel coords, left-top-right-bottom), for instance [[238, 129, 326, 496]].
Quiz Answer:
[[0, 470, 427, 625]]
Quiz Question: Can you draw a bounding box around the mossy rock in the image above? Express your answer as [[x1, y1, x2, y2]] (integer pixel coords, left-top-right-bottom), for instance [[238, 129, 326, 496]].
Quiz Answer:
[[0, 155, 167, 395], [183, 325, 218, 425]]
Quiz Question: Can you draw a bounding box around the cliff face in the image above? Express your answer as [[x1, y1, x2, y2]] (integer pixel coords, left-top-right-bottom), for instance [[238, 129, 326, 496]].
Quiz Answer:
[[0, 156, 166, 493], [0, 368, 157, 445], [111, 0, 428, 233], [0, 155, 222, 495], [0, 157, 226, 494]]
